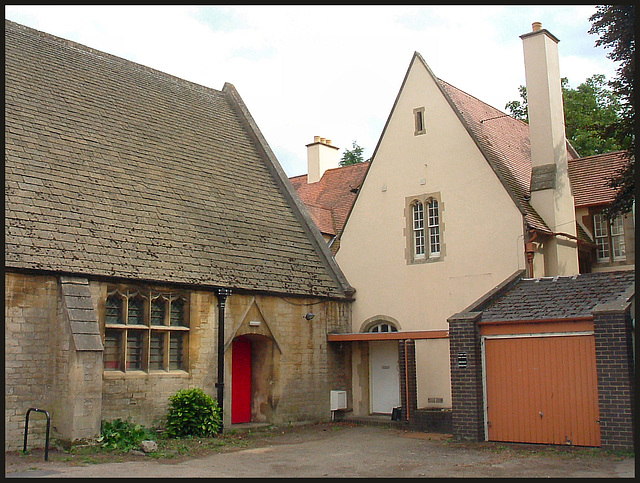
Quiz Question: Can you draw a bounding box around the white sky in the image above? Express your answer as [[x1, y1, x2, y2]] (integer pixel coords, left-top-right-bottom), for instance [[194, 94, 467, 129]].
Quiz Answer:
[[5, 5, 619, 177]]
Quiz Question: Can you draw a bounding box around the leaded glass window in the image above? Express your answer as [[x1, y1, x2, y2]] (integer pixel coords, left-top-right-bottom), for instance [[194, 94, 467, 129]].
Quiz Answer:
[[103, 285, 189, 373]]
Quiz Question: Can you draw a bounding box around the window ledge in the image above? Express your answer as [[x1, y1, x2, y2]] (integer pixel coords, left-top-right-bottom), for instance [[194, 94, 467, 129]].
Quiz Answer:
[[103, 370, 190, 379], [409, 256, 443, 265]]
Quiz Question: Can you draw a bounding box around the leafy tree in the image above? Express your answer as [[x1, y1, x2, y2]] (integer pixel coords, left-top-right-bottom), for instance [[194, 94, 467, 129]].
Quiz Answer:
[[504, 85, 528, 122], [563, 75, 625, 156], [504, 76, 624, 156], [589, 5, 635, 218], [340, 141, 368, 166]]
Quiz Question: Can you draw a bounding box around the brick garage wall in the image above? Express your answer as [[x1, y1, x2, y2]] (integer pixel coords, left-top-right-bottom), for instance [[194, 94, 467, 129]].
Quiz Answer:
[[5, 272, 59, 451], [447, 312, 484, 442], [593, 301, 635, 451]]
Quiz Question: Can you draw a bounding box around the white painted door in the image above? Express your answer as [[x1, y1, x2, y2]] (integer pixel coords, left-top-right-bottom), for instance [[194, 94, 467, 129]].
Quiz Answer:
[[370, 341, 400, 414]]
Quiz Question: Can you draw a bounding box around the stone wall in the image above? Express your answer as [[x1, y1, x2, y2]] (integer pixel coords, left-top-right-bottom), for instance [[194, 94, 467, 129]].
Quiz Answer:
[[5, 271, 352, 450], [5, 272, 59, 450]]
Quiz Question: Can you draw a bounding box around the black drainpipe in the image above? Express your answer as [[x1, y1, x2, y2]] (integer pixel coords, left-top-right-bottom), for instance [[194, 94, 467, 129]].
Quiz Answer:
[[215, 288, 232, 433]]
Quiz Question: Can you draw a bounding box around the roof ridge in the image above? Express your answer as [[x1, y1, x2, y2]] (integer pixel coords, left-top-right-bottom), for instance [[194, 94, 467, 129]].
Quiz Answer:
[[5, 19, 224, 100], [568, 150, 629, 163]]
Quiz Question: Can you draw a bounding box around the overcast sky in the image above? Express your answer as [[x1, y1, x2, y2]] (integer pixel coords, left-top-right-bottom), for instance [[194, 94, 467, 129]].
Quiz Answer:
[[5, 5, 619, 177]]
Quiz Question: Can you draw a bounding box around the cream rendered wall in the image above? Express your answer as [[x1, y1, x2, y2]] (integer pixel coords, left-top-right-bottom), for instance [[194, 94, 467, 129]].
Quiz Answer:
[[337, 56, 527, 410]]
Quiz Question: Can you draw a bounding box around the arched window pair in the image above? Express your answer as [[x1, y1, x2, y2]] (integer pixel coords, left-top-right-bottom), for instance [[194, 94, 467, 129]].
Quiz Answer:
[[411, 198, 440, 259]]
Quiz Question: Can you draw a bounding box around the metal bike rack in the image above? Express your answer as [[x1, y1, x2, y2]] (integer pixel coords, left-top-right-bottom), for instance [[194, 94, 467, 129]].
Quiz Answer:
[[23, 408, 51, 461]]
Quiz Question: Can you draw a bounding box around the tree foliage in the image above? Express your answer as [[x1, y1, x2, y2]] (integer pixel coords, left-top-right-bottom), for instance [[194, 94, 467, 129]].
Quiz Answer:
[[505, 76, 624, 156], [589, 5, 635, 218], [505, 5, 634, 217], [340, 141, 368, 166], [563, 75, 625, 156]]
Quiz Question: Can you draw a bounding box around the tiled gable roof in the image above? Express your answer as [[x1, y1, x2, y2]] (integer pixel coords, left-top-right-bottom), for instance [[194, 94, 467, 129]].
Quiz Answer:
[[5, 20, 351, 298], [568, 151, 630, 208], [290, 162, 370, 239], [437, 78, 580, 233], [478, 270, 634, 322]]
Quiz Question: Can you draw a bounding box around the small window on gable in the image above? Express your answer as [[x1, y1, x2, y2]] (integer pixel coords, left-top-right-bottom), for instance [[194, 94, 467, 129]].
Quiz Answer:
[[414, 107, 426, 135]]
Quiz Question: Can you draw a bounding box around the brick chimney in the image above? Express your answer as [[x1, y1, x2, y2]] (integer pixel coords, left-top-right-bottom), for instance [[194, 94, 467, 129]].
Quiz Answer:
[[521, 22, 579, 276], [306, 136, 339, 183]]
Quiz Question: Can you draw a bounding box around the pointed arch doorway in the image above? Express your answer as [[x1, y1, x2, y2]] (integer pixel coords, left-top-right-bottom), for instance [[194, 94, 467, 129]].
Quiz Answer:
[[231, 336, 252, 424]]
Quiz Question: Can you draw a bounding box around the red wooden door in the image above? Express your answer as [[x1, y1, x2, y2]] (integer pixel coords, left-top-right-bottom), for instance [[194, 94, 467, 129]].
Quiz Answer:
[[232, 337, 252, 424]]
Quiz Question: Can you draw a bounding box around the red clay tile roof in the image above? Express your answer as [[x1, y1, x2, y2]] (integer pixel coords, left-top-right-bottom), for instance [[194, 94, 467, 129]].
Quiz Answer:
[[437, 78, 581, 233], [290, 162, 370, 240], [568, 151, 630, 208]]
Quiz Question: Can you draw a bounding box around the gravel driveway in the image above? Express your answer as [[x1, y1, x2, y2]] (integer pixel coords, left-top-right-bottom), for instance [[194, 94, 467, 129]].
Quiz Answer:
[[5, 423, 634, 478]]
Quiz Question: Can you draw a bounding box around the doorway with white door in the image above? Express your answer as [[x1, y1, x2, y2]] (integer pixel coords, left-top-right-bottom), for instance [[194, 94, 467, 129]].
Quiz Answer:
[[369, 340, 401, 414]]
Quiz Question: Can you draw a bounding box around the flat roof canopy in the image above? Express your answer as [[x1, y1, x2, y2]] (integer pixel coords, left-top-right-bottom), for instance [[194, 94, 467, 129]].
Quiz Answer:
[[327, 330, 448, 342]]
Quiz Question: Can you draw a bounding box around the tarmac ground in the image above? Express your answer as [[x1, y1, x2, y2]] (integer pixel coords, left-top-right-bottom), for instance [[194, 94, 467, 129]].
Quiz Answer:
[[5, 422, 635, 478]]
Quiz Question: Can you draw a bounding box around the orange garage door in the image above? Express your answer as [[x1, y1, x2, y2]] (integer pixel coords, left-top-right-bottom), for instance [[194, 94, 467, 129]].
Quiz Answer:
[[484, 334, 600, 447]]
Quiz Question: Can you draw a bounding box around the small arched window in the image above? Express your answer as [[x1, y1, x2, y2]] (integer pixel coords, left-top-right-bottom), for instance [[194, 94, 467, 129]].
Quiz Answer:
[[106, 291, 124, 325], [368, 322, 399, 333]]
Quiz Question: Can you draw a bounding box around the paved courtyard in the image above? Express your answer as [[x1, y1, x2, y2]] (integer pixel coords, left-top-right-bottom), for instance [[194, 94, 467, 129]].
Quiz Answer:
[[6, 423, 634, 478]]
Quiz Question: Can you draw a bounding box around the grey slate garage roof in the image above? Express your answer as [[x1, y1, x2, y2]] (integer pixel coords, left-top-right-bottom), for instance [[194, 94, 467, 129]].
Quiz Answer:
[[472, 270, 635, 322], [5, 20, 352, 299]]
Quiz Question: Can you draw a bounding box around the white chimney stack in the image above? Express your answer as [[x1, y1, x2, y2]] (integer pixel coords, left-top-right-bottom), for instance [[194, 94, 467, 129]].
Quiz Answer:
[[521, 22, 579, 276], [306, 136, 339, 183]]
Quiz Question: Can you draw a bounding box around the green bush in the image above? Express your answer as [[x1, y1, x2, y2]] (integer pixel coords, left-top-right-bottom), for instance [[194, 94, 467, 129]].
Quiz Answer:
[[97, 419, 155, 452], [165, 387, 222, 438]]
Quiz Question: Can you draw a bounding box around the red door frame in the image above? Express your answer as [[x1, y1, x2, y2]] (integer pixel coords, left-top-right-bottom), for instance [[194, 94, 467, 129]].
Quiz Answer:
[[231, 337, 252, 424]]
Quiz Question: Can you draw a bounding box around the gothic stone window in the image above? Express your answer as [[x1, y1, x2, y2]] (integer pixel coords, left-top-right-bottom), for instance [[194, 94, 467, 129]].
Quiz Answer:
[[407, 193, 443, 264], [103, 285, 189, 372]]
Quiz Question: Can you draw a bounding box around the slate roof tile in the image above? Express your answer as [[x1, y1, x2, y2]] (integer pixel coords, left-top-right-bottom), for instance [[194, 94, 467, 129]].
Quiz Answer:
[[479, 270, 634, 322], [5, 20, 350, 298]]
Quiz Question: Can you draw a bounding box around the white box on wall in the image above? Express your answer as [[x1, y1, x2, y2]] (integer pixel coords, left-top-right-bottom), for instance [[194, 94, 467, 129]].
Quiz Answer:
[[330, 390, 347, 410]]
